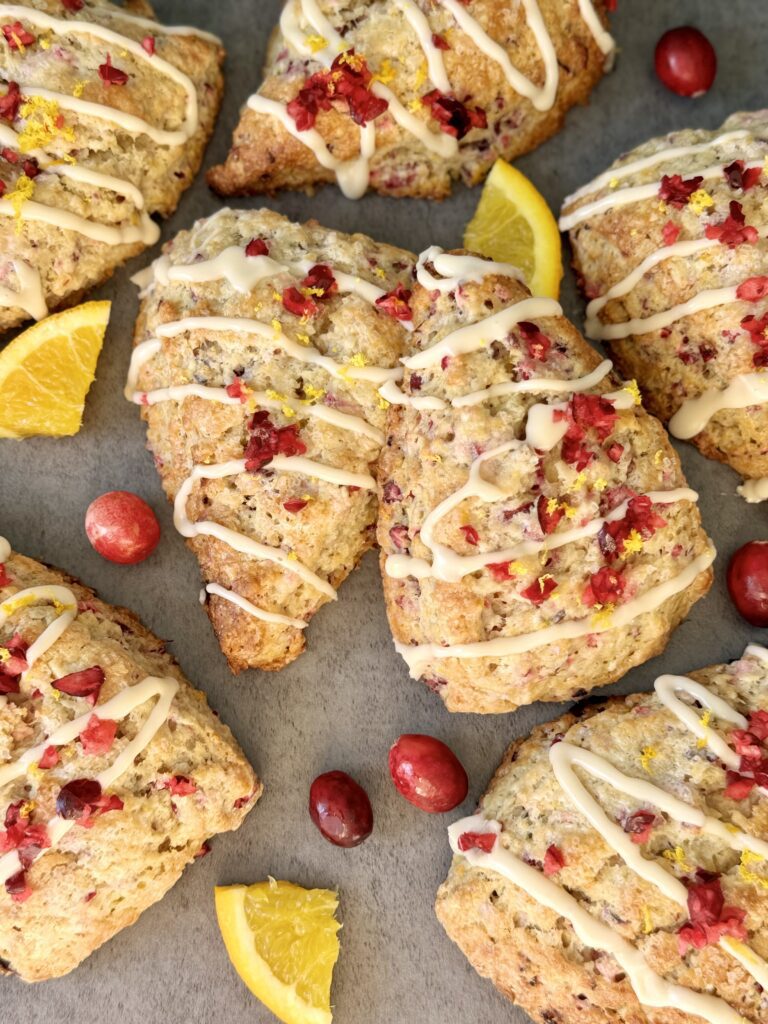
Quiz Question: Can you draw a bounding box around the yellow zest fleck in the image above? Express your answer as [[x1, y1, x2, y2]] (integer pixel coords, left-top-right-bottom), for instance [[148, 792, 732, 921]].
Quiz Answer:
[[338, 50, 365, 72], [653, 449, 663, 466], [4, 174, 35, 234], [305, 33, 328, 53], [39, 34, 51, 50], [0, 647, 9, 663], [573, 472, 587, 490], [537, 573, 554, 593], [591, 605, 614, 628], [271, 318, 282, 335], [657, 201, 667, 214], [49, 687, 62, 702], [72, 80, 86, 99], [374, 266, 387, 280], [2, 592, 39, 616], [562, 503, 577, 520], [296, 332, 311, 346], [19, 800, 35, 819], [640, 746, 657, 772], [18, 96, 74, 153], [546, 497, 559, 515], [287, 551, 299, 562], [696, 709, 712, 748], [378, 396, 390, 410], [414, 60, 428, 89], [302, 286, 326, 298], [622, 529, 644, 556], [739, 850, 768, 889], [430, 453, 442, 463], [641, 905, 653, 934], [27, 763, 44, 780], [622, 379, 642, 406], [301, 493, 312, 503], [303, 384, 326, 403], [348, 353, 368, 368], [373, 58, 395, 85], [688, 189, 714, 215], [663, 845, 689, 871], [271, 289, 283, 303], [609, 177, 619, 189], [594, 477, 608, 492], [407, 98, 423, 113]]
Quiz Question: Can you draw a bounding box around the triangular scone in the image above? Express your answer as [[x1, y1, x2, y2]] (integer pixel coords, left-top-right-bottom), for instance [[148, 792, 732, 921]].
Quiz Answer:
[[207, 0, 613, 200], [378, 249, 714, 714], [129, 208, 413, 672], [0, 536, 260, 982], [437, 644, 768, 1024], [0, 0, 224, 333], [561, 112, 768, 493]]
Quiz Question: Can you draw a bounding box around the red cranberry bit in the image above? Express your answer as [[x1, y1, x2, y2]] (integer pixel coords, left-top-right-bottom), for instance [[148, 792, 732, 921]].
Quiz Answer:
[[583, 566, 625, 607], [458, 831, 496, 853], [302, 263, 337, 299], [459, 524, 479, 546], [51, 665, 105, 704], [282, 285, 318, 318], [56, 778, 103, 819], [85, 491, 161, 564], [727, 541, 768, 627], [518, 321, 551, 361], [309, 770, 373, 847], [421, 89, 487, 140], [520, 576, 557, 604], [141, 35, 155, 56], [98, 53, 129, 86], [748, 710, 768, 741], [658, 173, 704, 209], [287, 50, 387, 131], [79, 715, 117, 756], [382, 482, 402, 508], [705, 201, 758, 248], [431, 33, 450, 50], [724, 160, 762, 192], [0, 633, 28, 694], [2, 21, 35, 49], [677, 871, 746, 954], [537, 494, 564, 535], [654, 27, 716, 98], [164, 775, 197, 797], [725, 771, 755, 800], [0, 562, 11, 587], [283, 498, 308, 513], [543, 844, 565, 875], [38, 745, 59, 769], [606, 442, 624, 463], [375, 283, 413, 321], [623, 809, 656, 844], [225, 378, 250, 402], [244, 411, 307, 471], [737, 276, 768, 302], [5, 869, 31, 902], [662, 220, 681, 246], [486, 561, 513, 581], [245, 237, 269, 257], [61, 0, 84, 9], [0, 81, 21, 123], [388, 734, 468, 813]]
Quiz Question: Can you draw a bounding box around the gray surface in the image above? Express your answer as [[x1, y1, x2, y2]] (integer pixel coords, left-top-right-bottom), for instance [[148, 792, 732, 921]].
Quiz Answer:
[[0, 1, 765, 1022]]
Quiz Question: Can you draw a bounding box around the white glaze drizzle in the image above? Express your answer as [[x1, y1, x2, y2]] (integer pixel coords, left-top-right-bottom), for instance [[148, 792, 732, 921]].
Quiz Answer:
[[453, 359, 614, 408], [0, 544, 179, 887], [95, 4, 222, 46], [402, 296, 562, 370], [204, 582, 307, 630], [738, 478, 768, 504], [0, 194, 159, 246], [261, 0, 613, 197], [415, 246, 524, 293], [447, 814, 748, 1024], [0, 259, 46, 319], [669, 371, 768, 440], [386, 487, 697, 582], [396, 548, 715, 675], [448, 646, 768, 1019]]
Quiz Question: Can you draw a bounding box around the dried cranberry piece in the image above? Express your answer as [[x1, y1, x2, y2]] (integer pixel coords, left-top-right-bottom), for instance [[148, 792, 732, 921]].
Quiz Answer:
[[244, 411, 307, 471], [245, 237, 269, 257], [583, 566, 625, 607], [79, 715, 117, 756], [382, 480, 402, 504], [486, 561, 513, 581], [520, 576, 557, 604], [225, 379, 249, 402], [282, 285, 318, 318], [2, 21, 35, 49], [389, 525, 409, 550], [748, 710, 768, 741], [302, 263, 337, 298], [38, 745, 59, 769], [163, 776, 197, 797], [737, 276, 768, 302], [723, 159, 762, 191], [658, 174, 703, 208], [375, 283, 413, 321], [705, 200, 758, 248], [543, 844, 565, 875], [662, 220, 681, 246], [0, 563, 9, 587], [724, 771, 755, 800], [141, 35, 155, 56], [677, 872, 747, 954], [283, 498, 308, 513], [518, 321, 551, 361], [56, 779, 103, 819], [5, 869, 31, 902], [0, 81, 21, 122], [458, 831, 496, 853], [537, 494, 564, 535], [431, 33, 450, 50], [606, 442, 624, 463], [459, 525, 479, 546], [623, 809, 656, 844], [98, 53, 129, 86], [421, 89, 487, 140], [51, 665, 105, 704], [61, 0, 84, 9]]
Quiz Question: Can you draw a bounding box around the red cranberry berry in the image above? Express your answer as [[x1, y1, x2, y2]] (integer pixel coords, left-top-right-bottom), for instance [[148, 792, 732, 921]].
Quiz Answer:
[[654, 27, 717, 98], [727, 541, 768, 627], [85, 491, 161, 564], [309, 770, 373, 848], [388, 734, 468, 813]]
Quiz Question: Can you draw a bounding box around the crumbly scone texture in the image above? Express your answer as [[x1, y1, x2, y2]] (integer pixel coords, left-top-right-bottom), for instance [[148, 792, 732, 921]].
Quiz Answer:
[[208, 0, 610, 199], [132, 207, 413, 672], [0, 544, 260, 982], [0, 0, 224, 333], [436, 647, 768, 1024], [378, 254, 713, 714], [565, 110, 768, 481]]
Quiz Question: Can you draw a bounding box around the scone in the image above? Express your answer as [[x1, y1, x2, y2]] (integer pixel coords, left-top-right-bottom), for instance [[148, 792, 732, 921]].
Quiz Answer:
[[127, 207, 413, 672], [0, 0, 224, 332], [561, 111, 768, 494], [436, 643, 768, 1024], [207, 0, 614, 200], [378, 248, 714, 714], [0, 535, 260, 982]]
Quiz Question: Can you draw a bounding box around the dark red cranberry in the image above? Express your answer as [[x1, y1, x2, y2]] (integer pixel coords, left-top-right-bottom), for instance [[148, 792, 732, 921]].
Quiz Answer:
[[727, 541, 768, 627], [654, 27, 716, 97], [388, 734, 468, 813], [309, 770, 373, 848], [56, 779, 102, 819]]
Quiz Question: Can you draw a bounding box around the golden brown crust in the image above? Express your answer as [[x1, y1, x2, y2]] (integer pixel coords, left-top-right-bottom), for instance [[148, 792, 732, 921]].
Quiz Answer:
[[0, 544, 260, 982], [564, 110, 768, 482], [436, 648, 768, 1024], [379, 252, 713, 713], [208, 0, 611, 199], [132, 207, 413, 673], [0, 0, 224, 333]]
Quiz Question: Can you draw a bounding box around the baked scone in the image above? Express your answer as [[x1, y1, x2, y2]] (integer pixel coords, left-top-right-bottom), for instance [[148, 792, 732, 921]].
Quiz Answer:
[[127, 207, 413, 672], [207, 0, 614, 200], [378, 248, 714, 714], [0, 535, 260, 982], [436, 643, 768, 1024], [0, 0, 224, 332], [561, 111, 768, 494]]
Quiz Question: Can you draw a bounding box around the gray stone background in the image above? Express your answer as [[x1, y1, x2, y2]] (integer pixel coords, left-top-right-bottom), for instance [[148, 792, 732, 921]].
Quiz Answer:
[[1, 1, 765, 1022]]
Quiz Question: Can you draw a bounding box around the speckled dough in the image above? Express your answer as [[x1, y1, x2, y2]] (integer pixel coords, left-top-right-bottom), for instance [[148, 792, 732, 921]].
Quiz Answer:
[[0, 542, 260, 982], [131, 207, 413, 672], [564, 111, 768, 482], [0, 0, 224, 332], [378, 253, 713, 713], [208, 0, 611, 200], [436, 646, 768, 1024]]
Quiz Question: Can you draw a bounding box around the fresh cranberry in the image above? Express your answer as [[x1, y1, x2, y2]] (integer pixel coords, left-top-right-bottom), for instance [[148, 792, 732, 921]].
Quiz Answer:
[[309, 770, 373, 847], [388, 734, 468, 813], [727, 541, 768, 627], [654, 27, 716, 98], [85, 491, 160, 564]]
